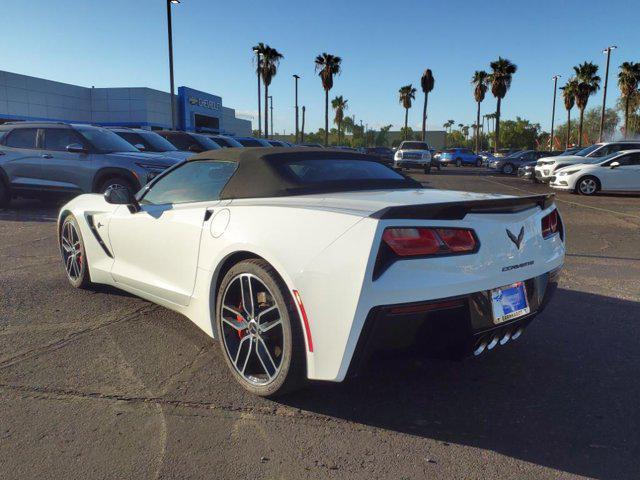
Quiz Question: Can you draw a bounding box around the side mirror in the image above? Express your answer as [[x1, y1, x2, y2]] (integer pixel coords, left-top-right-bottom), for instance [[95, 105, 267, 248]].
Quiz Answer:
[[188, 144, 203, 153], [66, 143, 87, 154], [104, 185, 140, 212], [134, 143, 146, 151], [610, 161, 621, 169]]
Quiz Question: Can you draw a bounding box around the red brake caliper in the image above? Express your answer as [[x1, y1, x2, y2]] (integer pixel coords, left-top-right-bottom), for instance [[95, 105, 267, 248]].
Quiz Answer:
[[236, 303, 247, 339]]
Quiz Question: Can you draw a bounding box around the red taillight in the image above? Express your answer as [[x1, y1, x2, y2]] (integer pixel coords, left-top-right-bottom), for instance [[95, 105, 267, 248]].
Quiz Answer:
[[382, 227, 477, 257], [541, 209, 559, 239]]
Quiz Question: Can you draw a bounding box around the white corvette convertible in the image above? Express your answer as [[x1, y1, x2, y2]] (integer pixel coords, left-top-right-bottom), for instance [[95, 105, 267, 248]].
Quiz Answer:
[[58, 148, 565, 396]]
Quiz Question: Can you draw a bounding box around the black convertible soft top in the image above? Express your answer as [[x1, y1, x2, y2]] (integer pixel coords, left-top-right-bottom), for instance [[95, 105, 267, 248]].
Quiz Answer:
[[188, 147, 422, 199]]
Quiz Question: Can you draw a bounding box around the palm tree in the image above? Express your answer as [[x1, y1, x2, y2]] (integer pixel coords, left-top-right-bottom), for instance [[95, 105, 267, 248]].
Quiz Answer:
[[472, 70, 489, 153], [560, 78, 578, 149], [462, 125, 470, 142], [252, 43, 267, 137], [489, 57, 517, 152], [315, 53, 342, 146], [331, 95, 348, 144], [573, 61, 601, 147], [398, 85, 417, 140], [618, 62, 640, 138], [258, 45, 284, 139], [420, 69, 435, 141]]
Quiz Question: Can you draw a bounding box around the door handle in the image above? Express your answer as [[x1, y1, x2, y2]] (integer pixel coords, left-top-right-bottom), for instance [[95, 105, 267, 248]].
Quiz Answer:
[[41, 154, 53, 159]]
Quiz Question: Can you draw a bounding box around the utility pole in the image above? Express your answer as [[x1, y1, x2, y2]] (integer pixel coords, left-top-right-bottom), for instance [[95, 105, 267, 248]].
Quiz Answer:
[[166, 0, 180, 130], [301, 106, 306, 143], [269, 95, 273, 139], [293, 74, 300, 143], [599, 45, 617, 142], [550, 75, 561, 151]]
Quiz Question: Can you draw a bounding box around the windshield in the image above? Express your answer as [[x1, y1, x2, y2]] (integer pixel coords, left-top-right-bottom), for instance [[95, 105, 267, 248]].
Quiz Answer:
[[583, 152, 620, 164], [211, 136, 243, 148], [400, 142, 429, 150], [575, 144, 600, 157], [77, 127, 139, 153], [193, 134, 221, 150], [116, 131, 177, 152], [280, 158, 406, 183]]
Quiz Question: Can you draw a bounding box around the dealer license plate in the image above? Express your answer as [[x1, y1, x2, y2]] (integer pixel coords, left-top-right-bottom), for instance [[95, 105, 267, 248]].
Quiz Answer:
[[490, 281, 530, 324]]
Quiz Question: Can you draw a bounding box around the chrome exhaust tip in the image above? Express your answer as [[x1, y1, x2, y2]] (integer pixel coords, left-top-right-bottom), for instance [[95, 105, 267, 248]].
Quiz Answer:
[[511, 327, 524, 340], [487, 334, 500, 350], [473, 340, 487, 356], [499, 330, 512, 345]]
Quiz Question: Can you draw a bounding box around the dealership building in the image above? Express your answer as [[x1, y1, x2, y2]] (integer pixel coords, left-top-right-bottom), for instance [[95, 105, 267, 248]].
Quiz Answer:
[[0, 70, 252, 136]]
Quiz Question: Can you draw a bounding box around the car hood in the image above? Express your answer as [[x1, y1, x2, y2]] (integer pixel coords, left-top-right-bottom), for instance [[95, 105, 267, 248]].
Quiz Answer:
[[555, 163, 593, 172], [155, 151, 193, 161], [540, 155, 583, 163], [107, 151, 179, 167], [398, 149, 429, 154], [232, 189, 515, 217]]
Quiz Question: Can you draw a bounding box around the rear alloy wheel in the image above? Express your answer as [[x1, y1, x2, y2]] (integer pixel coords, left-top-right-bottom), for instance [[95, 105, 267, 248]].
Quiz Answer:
[[60, 215, 92, 289], [455, 158, 462, 167], [502, 163, 515, 175], [216, 259, 305, 396], [577, 176, 599, 196]]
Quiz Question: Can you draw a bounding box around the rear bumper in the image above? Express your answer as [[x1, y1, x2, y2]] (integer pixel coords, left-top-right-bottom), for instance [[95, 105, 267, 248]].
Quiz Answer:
[[347, 266, 562, 377]]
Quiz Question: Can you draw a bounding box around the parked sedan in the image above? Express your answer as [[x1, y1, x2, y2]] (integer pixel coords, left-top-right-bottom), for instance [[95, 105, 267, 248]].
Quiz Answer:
[[489, 150, 548, 175], [57, 147, 564, 396], [550, 150, 640, 195], [108, 127, 192, 161], [364, 146, 394, 167], [439, 148, 482, 167], [157, 131, 222, 153]]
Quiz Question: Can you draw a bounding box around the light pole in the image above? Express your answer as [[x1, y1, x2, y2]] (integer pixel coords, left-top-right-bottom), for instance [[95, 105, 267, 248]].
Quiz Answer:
[[293, 74, 300, 143], [269, 95, 273, 139], [600, 45, 617, 142], [550, 74, 561, 151], [166, 0, 180, 130], [253, 46, 262, 137], [301, 106, 306, 142]]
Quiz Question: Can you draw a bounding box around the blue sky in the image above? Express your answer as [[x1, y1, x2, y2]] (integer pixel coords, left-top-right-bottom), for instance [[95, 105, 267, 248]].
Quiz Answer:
[[3, 0, 639, 134]]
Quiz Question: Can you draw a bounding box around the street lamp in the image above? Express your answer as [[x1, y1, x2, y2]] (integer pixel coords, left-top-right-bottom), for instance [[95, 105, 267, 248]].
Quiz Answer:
[[293, 75, 300, 143], [252, 46, 262, 137], [600, 45, 617, 142], [166, 0, 180, 130], [550, 75, 561, 151], [268, 95, 273, 139]]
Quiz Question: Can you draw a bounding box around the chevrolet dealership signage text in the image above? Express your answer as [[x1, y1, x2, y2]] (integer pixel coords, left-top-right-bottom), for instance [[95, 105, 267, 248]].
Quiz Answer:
[[188, 96, 221, 110]]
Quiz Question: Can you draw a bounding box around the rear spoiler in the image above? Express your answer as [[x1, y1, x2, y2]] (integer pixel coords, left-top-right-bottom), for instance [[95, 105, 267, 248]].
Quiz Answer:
[[370, 194, 555, 220]]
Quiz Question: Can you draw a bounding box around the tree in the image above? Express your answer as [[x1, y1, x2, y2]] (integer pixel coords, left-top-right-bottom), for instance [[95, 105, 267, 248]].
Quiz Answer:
[[573, 61, 601, 147], [258, 45, 284, 138], [489, 57, 518, 151], [497, 117, 540, 149], [420, 69, 435, 142], [472, 70, 489, 153], [398, 84, 417, 140], [315, 53, 342, 146], [616, 92, 640, 137], [252, 43, 266, 137], [331, 95, 348, 144], [375, 124, 393, 146], [554, 107, 618, 146], [560, 78, 578, 148], [618, 62, 640, 138]]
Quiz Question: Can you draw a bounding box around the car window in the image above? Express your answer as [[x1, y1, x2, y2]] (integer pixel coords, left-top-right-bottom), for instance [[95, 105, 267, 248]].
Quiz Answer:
[[43, 128, 86, 151], [5, 128, 38, 149], [76, 127, 139, 153], [237, 138, 263, 147], [279, 158, 405, 183], [116, 131, 177, 152], [192, 134, 221, 150], [613, 153, 640, 166], [141, 161, 237, 205], [162, 133, 195, 151], [592, 144, 625, 157]]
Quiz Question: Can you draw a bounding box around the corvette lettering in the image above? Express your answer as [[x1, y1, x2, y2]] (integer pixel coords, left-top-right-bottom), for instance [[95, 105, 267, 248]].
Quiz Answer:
[[502, 260, 534, 272]]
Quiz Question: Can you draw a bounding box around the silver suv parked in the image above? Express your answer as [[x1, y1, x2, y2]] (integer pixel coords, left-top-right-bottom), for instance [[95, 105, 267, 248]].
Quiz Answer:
[[0, 122, 178, 207]]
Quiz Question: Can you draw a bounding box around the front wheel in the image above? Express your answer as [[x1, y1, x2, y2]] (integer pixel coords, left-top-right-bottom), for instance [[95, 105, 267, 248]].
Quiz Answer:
[[216, 259, 306, 397], [502, 163, 515, 175], [60, 215, 92, 289], [475, 159, 482, 167], [99, 176, 135, 196], [455, 158, 462, 167], [576, 176, 600, 196]]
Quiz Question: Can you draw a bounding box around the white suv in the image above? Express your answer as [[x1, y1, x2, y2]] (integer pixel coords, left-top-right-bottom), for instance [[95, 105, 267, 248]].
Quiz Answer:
[[394, 141, 432, 173], [534, 141, 640, 183]]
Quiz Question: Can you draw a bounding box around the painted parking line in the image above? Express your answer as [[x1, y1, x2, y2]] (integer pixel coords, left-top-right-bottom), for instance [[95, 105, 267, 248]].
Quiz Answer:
[[482, 176, 640, 220]]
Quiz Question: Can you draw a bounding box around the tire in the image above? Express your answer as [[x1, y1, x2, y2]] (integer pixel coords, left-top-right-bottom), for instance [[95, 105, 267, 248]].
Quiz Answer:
[[0, 180, 9, 208], [502, 163, 515, 175], [215, 259, 306, 397], [475, 159, 482, 167], [59, 214, 92, 289], [98, 176, 135, 196], [576, 176, 600, 196], [455, 158, 462, 167]]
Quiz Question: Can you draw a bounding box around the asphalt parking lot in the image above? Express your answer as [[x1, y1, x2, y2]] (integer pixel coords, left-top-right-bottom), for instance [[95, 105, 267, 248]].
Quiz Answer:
[[1, 167, 639, 480]]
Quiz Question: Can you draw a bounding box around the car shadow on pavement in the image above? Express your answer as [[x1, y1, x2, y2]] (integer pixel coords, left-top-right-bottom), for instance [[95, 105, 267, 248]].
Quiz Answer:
[[0, 199, 61, 223], [278, 289, 640, 480]]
